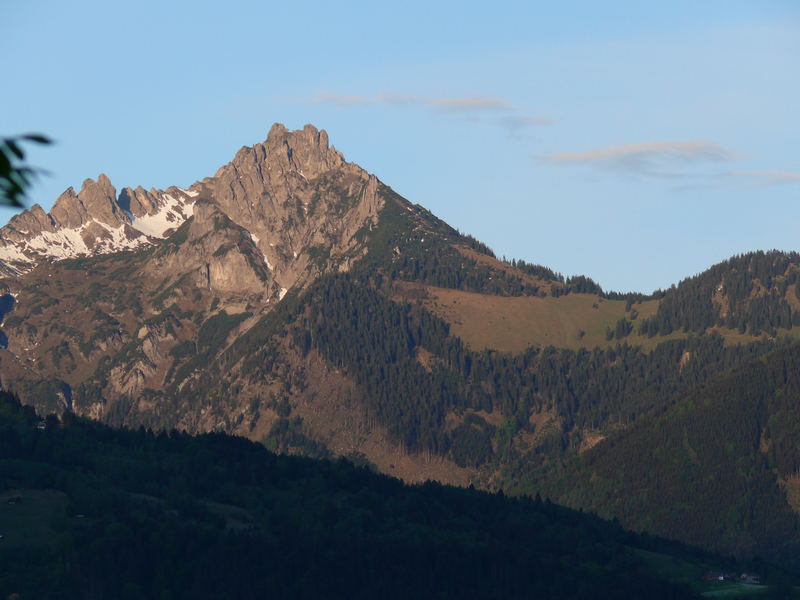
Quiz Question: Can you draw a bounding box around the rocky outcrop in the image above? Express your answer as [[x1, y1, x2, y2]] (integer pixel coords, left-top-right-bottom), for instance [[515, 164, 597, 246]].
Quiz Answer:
[[0, 124, 382, 289], [146, 199, 278, 298], [118, 185, 198, 238], [0, 123, 393, 458], [0, 175, 149, 275], [49, 174, 123, 229], [197, 123, 383, 293]]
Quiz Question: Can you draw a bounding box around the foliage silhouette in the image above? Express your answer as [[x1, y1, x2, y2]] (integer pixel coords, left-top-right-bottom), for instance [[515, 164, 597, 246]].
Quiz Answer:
[[0, 134, 51, 207]]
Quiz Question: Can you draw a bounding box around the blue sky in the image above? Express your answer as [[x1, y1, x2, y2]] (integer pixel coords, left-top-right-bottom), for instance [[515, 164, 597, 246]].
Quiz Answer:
[[3, 0, 799, 293]]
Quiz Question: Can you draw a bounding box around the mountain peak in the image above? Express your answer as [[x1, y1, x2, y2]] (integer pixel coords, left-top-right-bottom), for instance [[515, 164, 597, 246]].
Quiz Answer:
[[0, 125, 368, 280], [249, 122, 343, 180], [51, 173, 120, 229], [80, 173, 113, 191], [265, 121, 323, 140], [197, 123, 380, 292], [267, 122, 289, 138]]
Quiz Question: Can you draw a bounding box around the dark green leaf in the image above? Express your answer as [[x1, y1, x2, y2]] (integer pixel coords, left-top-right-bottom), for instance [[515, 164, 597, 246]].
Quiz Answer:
[[20, 134, 52, 145], [5, 140, 24, 160]]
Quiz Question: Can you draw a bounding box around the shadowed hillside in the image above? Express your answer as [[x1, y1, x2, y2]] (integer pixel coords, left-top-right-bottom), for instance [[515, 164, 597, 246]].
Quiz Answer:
[[0, 392, 709, 600], [537, 342, 800, 568]]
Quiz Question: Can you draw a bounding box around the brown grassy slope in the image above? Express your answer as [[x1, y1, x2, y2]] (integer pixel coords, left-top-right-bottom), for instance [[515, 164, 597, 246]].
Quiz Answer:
[[394, 281, 656, 351], [228, 335, 471, 486], [394, 281, 795, 353]]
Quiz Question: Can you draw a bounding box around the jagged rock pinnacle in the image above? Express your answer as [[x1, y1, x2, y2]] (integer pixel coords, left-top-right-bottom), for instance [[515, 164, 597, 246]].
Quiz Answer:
[[0, 124, 377, 280]]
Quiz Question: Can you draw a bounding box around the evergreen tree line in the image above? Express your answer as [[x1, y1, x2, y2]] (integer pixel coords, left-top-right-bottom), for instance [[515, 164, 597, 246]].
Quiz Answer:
[[282, 274, 779, 463], [638, 251, 800, 336], [0, 393, 700, 599], [362, 190, 540, 296], [539, 342, 800, 569], [504, 260, 656, 303]]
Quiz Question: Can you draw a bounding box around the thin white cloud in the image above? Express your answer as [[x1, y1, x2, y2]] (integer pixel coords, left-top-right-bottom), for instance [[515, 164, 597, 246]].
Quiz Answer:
[[502, 115, 555, 127], [542, 140, 742, 178], [309, 91, 513, 113], [310, 92, 419, 106], [289, 90, 552, 134], [461, 114, 556, 137], [425, 96, 513, 112], [722, 170, 800, 186]]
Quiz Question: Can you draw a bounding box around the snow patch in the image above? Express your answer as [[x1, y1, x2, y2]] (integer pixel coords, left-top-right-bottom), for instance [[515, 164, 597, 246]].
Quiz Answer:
[[249, 233, 272, 268], [178, 187, 199, 198], [0, 219, 152, 269], [279, 287, 288, 300], [130, 193, 195, 238], [26, 226, 90, 259], [90, 223, 150, 254], [0, 244, 34, 265]]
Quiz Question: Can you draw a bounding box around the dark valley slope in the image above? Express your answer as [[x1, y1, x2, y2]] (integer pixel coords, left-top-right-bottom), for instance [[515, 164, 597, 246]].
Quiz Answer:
[[540, 341, 800, 567], [1, 124, 800, 565], [0, 393, 706, 600]]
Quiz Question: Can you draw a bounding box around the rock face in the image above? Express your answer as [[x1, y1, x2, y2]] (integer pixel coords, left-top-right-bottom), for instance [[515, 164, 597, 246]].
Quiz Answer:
[[0, 122, 519, 492], [117, 185, 197, 238], [49, 174, 121, 229], [0, 174, 196, 276], [0, 124, 382, 292], [0, 124, 389, 429], [196, 122, 381, 293]]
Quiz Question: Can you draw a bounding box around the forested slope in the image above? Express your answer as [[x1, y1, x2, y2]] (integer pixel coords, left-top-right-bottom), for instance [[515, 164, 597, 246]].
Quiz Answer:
[[300, 274, 780, 452], [0, 393, 706, 600], [4, 126, 800, 578], [638, 251, 800, 336], [540, 342, 800, 568]]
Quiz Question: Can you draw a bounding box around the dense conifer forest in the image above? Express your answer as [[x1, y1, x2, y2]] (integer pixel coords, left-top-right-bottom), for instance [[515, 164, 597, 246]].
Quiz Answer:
[[283, 273, 779, 458], [5, 180, 800, 595], [0, 392, 709, 599], [540, 342, 800, 568], [637, 252, 800, 336]]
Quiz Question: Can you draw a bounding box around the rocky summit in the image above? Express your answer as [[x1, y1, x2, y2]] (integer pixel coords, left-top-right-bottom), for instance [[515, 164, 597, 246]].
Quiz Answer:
[[0, 124, 381, 287], [5, 124, 800, 568], [0, 124, 401, 453]]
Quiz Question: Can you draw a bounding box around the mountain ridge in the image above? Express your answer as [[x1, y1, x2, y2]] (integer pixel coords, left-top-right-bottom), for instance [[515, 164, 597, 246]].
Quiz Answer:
[[0, 123, 380, 288], [3, 124, 800, 567]]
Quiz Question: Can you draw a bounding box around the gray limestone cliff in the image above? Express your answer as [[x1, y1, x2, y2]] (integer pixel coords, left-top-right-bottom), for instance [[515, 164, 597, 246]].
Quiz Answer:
[[0, 124, 382, 289]]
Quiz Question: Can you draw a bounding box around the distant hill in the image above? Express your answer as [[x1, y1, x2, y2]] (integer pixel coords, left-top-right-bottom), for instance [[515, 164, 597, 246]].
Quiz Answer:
[[535, 341, 800, 568], [637, 251, 800, 337], [2, 124, 800, 566]]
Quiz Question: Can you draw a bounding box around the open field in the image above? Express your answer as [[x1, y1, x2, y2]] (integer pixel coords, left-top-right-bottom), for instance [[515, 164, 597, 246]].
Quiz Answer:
[[402, 284, 800, 353], [419, 286, 655, 351], [633, 548, 796, 599], [701, 585, 769, 598], [0, 488, 67, 550]]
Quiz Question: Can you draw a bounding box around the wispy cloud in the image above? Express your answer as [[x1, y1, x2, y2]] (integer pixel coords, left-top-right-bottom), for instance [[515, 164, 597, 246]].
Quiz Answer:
[[721, 170, 800, 186], [495, 115, 555, 135], [500, 115, 555, 127], [459, 114, 556, 138], [288, 90, 552, 135], [541, 140, 800, 192], [431, 96, 512, 112], [309, 91, 513, 112], [542, 140, 742, 177]]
